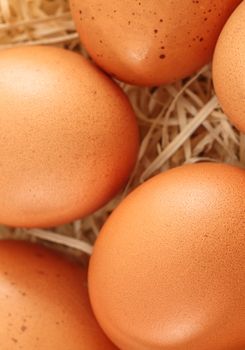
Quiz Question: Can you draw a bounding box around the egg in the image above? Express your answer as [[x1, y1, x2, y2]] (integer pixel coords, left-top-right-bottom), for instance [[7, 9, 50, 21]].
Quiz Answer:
[[0, 240, 117, 349], [70, 0, 242, 86], [89, 163, 245, 350], [0, 46, 139, 228], [213, 1, 245, 133]]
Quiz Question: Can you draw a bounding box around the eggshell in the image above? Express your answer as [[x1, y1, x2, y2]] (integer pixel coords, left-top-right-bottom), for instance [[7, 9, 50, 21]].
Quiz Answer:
[[0, 46, 139, 228], [0, 240, 117, 350], [89, 163, 245, 350], [213, 1, 245, 133], [70, 0, 242, 86]]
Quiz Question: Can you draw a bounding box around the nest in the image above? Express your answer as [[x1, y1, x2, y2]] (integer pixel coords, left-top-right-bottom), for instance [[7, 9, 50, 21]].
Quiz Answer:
[[0, 0, 244, 257]]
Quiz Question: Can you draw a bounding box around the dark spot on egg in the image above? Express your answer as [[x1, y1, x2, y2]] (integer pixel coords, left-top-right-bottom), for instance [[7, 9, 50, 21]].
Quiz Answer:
[[159, 54, 166, 59], [21, 325, 27, 332]]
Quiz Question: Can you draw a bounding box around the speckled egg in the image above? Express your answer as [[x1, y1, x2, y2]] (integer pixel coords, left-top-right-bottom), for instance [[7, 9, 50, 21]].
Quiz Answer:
[[0, 240, 117, 349], [89, 163, 245, 350], [0, 46, 139, 228], [70, 0, 242, 86], [213, 1, 245, 133]]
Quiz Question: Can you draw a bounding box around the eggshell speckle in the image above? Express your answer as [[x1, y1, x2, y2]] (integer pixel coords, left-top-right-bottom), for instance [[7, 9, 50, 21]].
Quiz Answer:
[[0, 46, 139, 228], [89, 163, 245, 350], [213, 1, 245, 133], [0, 240, 117, 350], [70, 0, 242, 86]]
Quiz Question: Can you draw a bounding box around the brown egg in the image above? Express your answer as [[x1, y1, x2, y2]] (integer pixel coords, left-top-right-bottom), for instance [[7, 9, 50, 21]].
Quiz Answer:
[[70, 0, 242, 86], [213, 1, 245, 133], [89, 163, 245, 350], [0, 240, 117, 350], [0, 46, 139, 228]]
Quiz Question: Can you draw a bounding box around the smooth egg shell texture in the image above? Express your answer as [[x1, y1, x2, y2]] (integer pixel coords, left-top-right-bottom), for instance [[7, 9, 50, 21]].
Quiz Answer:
[[70, 0, 242, 86], [0, 240, 117, 350], [213, 1, 245, 133], [89, 163, 245, 350], [0, 46, 139, 228]]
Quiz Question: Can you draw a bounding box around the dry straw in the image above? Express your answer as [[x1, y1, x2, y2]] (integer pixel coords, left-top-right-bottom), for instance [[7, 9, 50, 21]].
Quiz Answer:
[[0, 0, 244, 256]]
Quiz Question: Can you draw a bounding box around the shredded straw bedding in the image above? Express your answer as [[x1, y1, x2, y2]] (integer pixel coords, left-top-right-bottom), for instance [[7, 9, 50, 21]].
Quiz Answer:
[[0, 0, 244, 258]]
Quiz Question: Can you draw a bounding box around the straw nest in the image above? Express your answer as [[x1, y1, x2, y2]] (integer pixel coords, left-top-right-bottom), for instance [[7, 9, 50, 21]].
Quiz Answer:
[[0, 0, 244, 258]]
